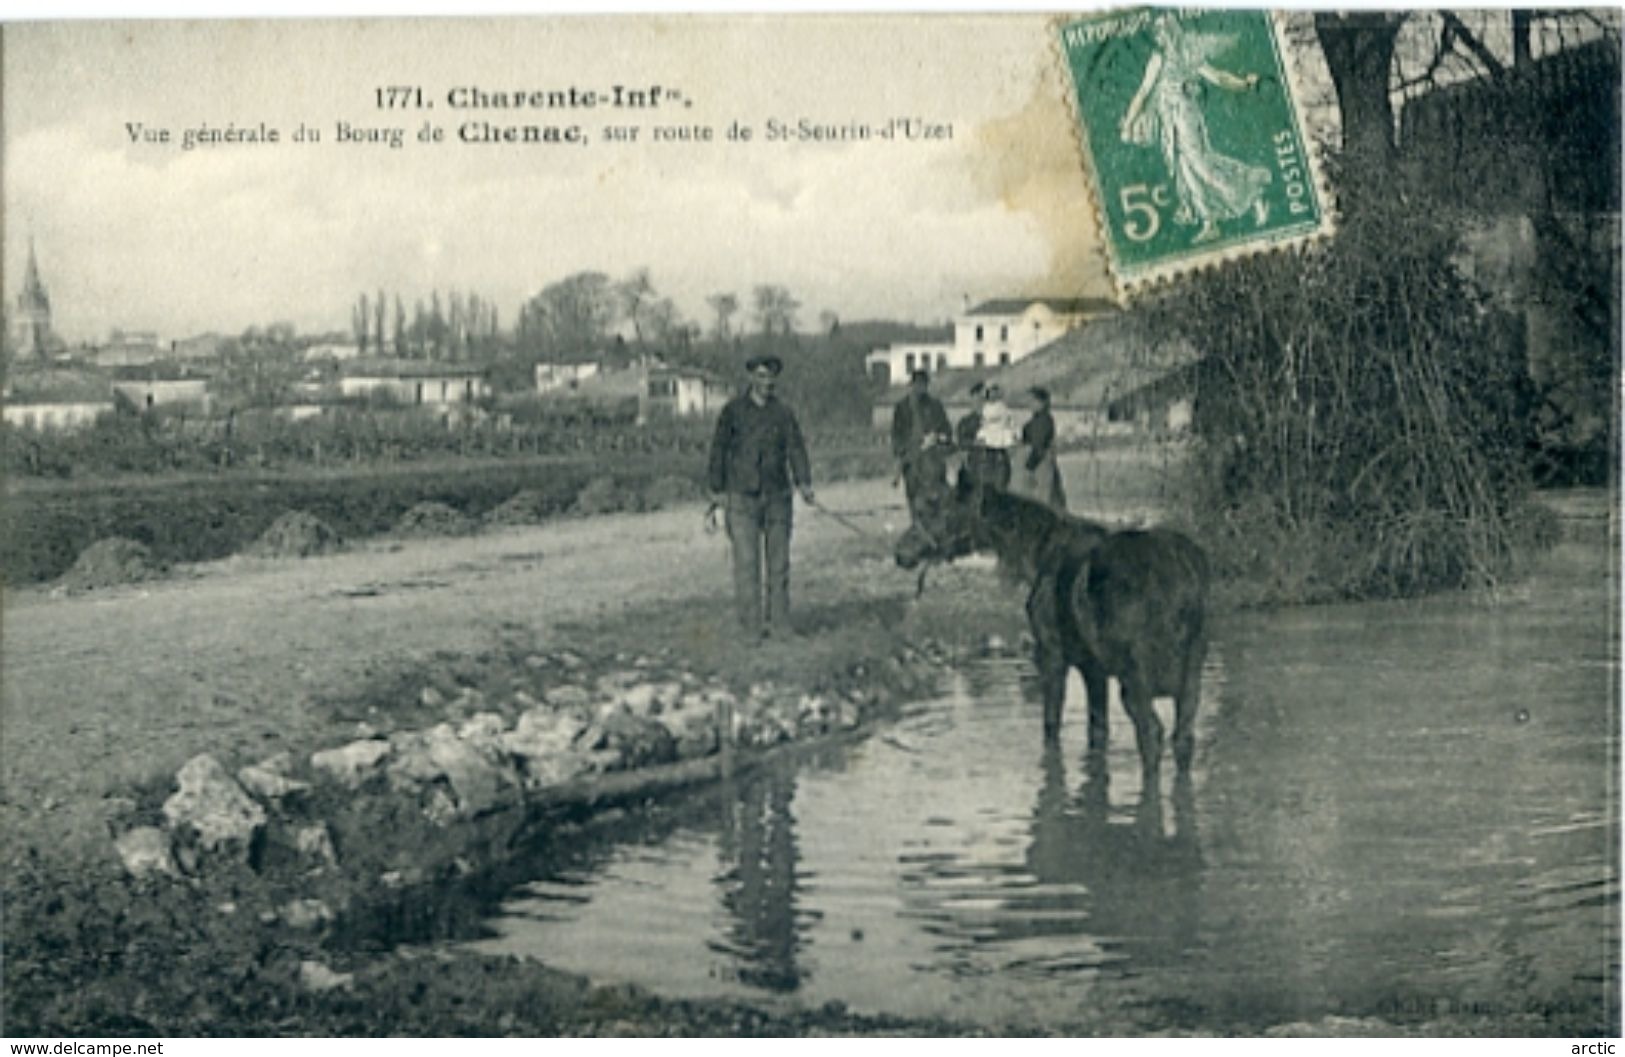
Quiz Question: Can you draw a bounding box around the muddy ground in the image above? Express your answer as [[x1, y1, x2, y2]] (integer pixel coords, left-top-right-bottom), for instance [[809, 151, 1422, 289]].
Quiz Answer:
[[2, 476, 925, 852]]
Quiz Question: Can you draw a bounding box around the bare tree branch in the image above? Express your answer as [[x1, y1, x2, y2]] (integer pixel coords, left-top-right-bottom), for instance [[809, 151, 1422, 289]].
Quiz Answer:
[[1439, 11, 1507, 79], [1395, 17, 1459, 93]]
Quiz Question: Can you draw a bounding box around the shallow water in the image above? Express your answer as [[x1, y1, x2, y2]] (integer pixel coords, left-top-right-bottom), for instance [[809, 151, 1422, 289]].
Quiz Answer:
[[469, 535, 1618, 1033]]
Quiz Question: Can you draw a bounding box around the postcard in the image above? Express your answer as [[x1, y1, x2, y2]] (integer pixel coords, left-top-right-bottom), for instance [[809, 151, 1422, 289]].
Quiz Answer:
[[3, 11, 1618, 1041]]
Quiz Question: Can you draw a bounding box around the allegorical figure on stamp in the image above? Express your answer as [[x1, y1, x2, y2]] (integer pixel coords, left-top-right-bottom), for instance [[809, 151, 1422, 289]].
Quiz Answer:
[[708, 353, 815, 642], [1119, 13, 1273, 245]]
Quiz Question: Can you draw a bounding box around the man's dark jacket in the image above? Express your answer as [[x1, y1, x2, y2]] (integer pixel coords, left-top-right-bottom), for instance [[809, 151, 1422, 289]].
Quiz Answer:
[[891, 391, 951, 463], [708, 394, 812, 496]]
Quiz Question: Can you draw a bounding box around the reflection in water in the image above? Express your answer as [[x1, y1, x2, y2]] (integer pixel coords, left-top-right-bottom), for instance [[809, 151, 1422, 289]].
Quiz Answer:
[[1023, 749, 1203, 969], [709, 768, 806, 991]]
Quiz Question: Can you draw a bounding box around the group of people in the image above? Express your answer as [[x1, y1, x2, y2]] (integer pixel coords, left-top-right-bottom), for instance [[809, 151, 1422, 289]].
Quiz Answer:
[[704, 354, 1066, 643], [890, 368, 1067, 519]]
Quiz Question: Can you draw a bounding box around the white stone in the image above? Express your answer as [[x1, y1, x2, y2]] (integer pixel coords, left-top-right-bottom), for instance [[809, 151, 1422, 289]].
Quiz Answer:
[[281, 898, 334, 930], [162, 754, 266, 855], [542, 685, 593, 709], [310, 739, 391, 789], [298, 960, 354, 993], [617, 680, 684, 716], [295, 823, 339, 868], [115, 826, 177, 879], [388, 723, 510, 817], [238, 752, 310, 801], [457, 712, 509, 757]]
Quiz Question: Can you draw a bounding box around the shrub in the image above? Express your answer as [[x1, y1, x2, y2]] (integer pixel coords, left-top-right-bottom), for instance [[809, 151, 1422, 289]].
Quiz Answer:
[[56, 538, 168, 592], [248, 510, 343, 558], [1151, 169, 1547, 602], [394, 501, 475, 538], [483, 489, 553, 527], [571, 476, 631, 517]]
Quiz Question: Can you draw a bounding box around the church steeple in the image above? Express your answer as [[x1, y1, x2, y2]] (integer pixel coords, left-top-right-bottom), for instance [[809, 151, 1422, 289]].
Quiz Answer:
[[13, 237, 54, 360]]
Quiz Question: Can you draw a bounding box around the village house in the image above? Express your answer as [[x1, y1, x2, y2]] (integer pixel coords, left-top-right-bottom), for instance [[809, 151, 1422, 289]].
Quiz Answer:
[[534, 361, 736, 423], [338, 357, 491, 408], [2, 367, 114, 431], [534, 361, 602, 393], [642, 365, 733, 419], [88, 330, 168, 369], [865, 297, 1117, 385], [110, 363, 212, 412]]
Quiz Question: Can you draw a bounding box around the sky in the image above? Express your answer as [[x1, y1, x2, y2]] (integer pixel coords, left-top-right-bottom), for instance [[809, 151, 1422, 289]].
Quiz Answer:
[[4, 16, 1121, 344]]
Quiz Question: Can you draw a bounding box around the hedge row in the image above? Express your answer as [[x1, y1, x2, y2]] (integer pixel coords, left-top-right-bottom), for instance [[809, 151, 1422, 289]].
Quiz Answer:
[[4, 447, 892, 587]]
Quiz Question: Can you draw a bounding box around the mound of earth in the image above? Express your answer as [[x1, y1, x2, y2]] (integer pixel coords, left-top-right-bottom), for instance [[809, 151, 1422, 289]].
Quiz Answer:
[[641, 475, 701, 511], [484, 490, 552, 527], [56, 537, 168, 591], [394, 502, 475, 538], [571, 476, 639, 517], [249, 511, 343, 558]]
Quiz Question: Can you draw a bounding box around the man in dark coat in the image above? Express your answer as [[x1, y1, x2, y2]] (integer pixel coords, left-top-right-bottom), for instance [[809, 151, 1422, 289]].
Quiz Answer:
[[708, 353, 814, 641], [890, 369, 952, 522], [1020, 386, 1068, 511]]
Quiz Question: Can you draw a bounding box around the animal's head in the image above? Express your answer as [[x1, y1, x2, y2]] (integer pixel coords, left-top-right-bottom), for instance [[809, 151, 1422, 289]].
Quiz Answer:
[[894, 469, 992, 570]]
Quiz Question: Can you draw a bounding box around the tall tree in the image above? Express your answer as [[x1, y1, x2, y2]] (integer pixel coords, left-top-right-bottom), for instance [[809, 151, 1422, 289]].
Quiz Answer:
[[616, 268, 656, 344], [1313, 12, 1405, 171], [374, 289, 387, 357], [447, 290, 464, 360], [520, 271, 617, 361], [707, 292, 739, 341], [752, 284, 800, 337], [354, 294, 370, 354]]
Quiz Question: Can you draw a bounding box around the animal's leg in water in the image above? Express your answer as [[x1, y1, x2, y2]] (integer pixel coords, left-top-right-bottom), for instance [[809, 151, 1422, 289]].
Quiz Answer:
[[1035, 641, 1069, 741], [1172, 635, 1206, 773], [1080, 656, 1110, 752], [1027, 581, 1068, 740], [1120, 666, 1165, 780]]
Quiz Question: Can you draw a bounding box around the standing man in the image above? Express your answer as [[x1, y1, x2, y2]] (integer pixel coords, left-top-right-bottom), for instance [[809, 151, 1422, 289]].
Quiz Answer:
[[1020, 387, 1068, 512], [708, 353, 815, 642], [890, 368, 952, 521]]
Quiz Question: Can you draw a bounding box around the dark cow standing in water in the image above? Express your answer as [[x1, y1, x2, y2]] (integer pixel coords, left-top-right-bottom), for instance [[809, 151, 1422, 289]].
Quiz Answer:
[[896, 473, 1210, 778]]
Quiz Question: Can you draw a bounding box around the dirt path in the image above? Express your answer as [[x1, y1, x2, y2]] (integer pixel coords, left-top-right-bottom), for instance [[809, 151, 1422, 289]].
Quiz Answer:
[[1, 477, 909, 855]]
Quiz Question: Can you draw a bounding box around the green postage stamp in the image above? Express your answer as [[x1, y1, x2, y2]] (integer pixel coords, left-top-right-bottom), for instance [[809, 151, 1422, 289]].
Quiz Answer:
[[1057, 8, 1333, 293]]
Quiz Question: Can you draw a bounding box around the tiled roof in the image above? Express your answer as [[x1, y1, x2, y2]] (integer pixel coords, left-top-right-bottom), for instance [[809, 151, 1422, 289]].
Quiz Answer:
[[963, 297, 1119, 318], [109, 363, 212, 382], [6, 367, 114, 404]]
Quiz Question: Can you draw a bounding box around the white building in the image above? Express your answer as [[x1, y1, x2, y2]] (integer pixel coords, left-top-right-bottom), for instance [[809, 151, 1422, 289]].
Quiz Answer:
[[643, 366, 733, 419], [338, 358, 491, 407], [110, 365, 212, 411], [4, 399, 113, 431], [534, 361, 602, 393], [865, 297, 1116, 385]]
